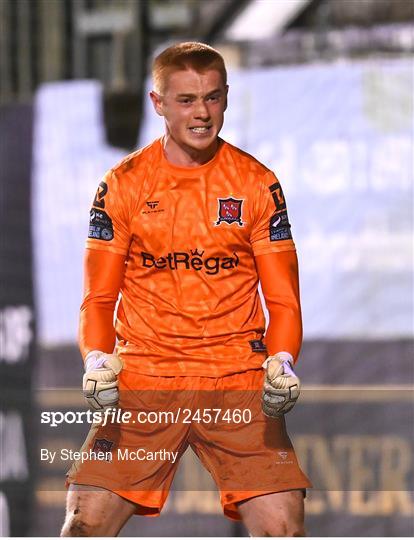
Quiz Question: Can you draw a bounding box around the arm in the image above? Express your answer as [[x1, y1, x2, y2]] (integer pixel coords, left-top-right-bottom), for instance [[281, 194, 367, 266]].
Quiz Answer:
[[79, 248, 127, 361], [255, 250, 303, 362], [79, 249, 126, 410], [256, 250, 302, 417], [80, 168, 131, 409]]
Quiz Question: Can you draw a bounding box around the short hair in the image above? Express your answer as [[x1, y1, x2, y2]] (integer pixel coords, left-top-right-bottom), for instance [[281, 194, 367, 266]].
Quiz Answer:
[[152, 42, 227, 94]]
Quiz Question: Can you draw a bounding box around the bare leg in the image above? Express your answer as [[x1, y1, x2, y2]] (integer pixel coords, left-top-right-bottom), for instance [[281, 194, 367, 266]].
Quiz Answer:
[[61, 484, 137, 537], [237, 490, 305, 537]]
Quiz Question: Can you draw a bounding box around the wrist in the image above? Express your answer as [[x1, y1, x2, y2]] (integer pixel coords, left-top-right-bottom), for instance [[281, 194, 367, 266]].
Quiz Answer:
[[262, 351, 293, 369], [84, 350, 106, 372]]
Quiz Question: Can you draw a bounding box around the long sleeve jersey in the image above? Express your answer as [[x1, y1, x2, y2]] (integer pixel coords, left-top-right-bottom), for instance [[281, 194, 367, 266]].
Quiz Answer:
[[80, 138, 302, 376]]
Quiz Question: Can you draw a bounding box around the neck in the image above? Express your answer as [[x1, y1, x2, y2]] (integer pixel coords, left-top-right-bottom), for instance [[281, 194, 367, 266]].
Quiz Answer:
[[163, 135, 219, 167]]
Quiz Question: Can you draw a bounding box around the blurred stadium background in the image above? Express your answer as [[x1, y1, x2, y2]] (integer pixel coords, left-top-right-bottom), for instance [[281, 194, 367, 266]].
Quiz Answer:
[[0, 0, 413, 536]]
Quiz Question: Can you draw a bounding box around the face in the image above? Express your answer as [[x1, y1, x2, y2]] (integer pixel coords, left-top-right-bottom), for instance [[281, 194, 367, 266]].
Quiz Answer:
[[150, 68, 228, 162]]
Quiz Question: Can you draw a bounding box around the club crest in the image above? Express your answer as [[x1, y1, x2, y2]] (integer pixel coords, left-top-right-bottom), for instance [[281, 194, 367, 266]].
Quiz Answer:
[[215, 197, 244, 226]]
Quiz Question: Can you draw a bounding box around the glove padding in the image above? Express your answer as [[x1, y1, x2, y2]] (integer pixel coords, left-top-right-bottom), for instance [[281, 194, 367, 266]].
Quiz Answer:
[[83, 351, 123, 411], [262, 352, 301, 418]]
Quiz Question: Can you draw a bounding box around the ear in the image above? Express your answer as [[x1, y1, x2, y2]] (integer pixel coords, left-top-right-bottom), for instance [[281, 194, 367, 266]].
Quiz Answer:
[[224, 84, 229, 111], [149, 91, 164, 117]]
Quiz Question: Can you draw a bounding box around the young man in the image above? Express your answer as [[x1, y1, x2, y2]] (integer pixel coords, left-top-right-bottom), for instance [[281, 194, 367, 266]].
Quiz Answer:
[[62, 42, 311, 537]]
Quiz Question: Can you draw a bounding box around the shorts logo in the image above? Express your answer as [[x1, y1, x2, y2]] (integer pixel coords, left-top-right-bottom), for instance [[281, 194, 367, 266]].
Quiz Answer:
[[276, 451, 293, 465], [92, 438, 113, 460], [269, 210, 292, 242], [216, 197, 244, 226], [146, 201, 159, 209], [88, 209, 114, 241]]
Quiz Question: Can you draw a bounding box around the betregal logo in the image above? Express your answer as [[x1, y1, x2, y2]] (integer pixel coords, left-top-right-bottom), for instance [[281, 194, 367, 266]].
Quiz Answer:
[[141, 249, 239, 275]]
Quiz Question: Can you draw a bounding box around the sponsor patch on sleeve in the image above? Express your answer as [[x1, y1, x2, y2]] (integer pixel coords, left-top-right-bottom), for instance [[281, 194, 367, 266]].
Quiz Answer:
[[269, 210, 292, 241], [88, 209, 114, 241]]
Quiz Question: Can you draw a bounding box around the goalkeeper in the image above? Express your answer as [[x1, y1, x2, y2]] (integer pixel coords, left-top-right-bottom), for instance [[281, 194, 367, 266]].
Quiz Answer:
[[62, 42, 310, 537]]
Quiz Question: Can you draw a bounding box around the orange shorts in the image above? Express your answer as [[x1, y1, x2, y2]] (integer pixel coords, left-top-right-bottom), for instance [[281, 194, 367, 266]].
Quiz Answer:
[[67, 368, 311, 520]]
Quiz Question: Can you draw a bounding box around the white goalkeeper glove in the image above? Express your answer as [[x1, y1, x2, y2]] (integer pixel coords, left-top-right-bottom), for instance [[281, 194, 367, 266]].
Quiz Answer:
[[262, 352, 301, 418], [83, 350, 123, 411]]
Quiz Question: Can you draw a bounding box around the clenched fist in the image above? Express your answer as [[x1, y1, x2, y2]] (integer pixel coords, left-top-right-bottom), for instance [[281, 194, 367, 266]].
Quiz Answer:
[[262, 352, 301, 418], [83, 350, 123, 411]]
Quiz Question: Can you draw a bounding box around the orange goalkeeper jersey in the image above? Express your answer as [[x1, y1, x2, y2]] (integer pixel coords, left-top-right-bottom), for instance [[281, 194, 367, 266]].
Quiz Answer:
[[84, 137, 297, 376]]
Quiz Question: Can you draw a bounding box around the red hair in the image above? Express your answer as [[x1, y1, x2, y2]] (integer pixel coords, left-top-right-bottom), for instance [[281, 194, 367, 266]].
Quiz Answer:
[[152, 42, 227, 94]]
